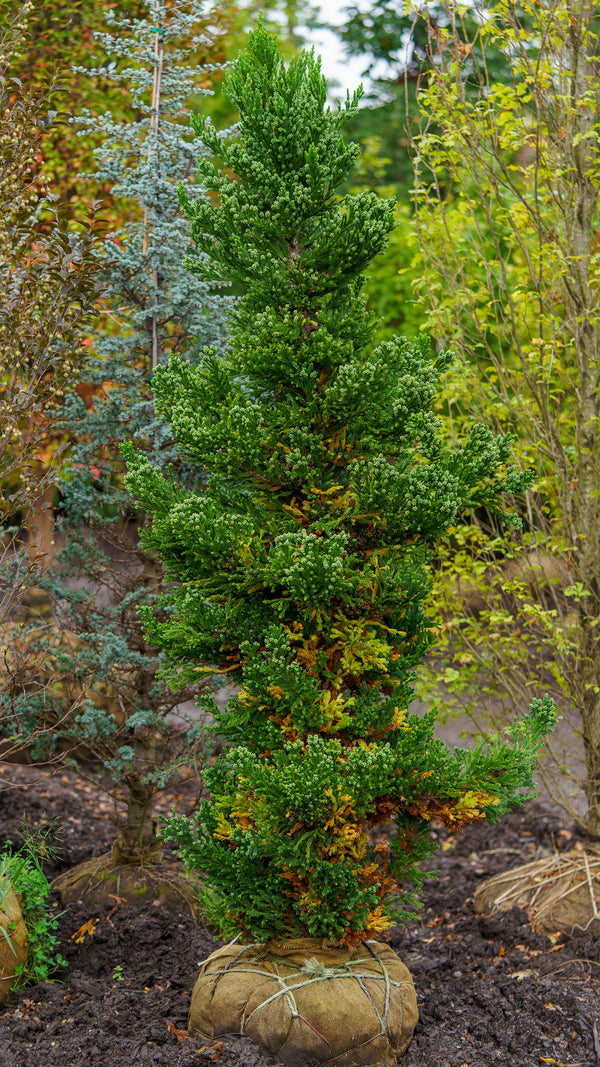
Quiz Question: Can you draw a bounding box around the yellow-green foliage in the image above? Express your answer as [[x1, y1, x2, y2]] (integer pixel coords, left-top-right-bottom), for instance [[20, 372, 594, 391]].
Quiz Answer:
[[351, 138, 426, 344], [411, 0, 600, 833]]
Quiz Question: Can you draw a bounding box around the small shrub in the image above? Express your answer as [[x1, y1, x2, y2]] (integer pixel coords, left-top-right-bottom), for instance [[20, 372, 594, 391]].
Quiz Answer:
[[0, 823, 66, 991]]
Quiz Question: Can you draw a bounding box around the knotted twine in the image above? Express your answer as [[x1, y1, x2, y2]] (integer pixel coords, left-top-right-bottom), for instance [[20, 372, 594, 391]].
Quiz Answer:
[[188, 937, 418, 1066], [474, 846, 600, 936]]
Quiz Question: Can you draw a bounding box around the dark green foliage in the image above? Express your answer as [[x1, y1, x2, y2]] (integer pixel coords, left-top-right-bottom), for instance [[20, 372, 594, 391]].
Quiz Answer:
[[166, 697, 556, 941], [125, 22, 556, 944]]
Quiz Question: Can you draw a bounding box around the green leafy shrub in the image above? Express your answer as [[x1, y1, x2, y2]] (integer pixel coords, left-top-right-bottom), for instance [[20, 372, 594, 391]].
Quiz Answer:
[[410, 0, 600, 835], [124, 21, 556, 946], [0, 825, 66, 990]]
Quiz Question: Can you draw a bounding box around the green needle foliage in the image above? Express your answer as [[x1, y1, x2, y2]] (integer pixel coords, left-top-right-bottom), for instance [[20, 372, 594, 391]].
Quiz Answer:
[[124, 22, 556, 945]]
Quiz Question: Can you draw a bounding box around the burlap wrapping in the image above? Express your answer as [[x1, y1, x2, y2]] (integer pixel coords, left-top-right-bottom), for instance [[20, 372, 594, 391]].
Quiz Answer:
[[0, 883, 29, 1005], [188, 937, 418, 1066], [52, 848, 203, 918], [474, 847, 600, 936]]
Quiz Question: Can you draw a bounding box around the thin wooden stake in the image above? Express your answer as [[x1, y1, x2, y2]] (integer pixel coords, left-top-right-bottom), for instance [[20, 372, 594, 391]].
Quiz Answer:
[[143, 1, 164, 372]]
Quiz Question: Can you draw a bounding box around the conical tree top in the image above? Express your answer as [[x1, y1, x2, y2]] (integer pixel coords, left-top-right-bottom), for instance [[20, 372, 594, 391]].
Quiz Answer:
[[180, 22, 394, 314], [130, 21, 523, 721]]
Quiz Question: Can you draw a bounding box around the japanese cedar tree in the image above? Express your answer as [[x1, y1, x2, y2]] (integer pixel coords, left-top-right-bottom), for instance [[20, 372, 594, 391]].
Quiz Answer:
[[123, 22, 556, 945]]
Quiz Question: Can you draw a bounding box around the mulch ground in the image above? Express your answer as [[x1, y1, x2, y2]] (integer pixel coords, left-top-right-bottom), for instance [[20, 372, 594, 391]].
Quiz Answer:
[[0, 761, 599, 1067]]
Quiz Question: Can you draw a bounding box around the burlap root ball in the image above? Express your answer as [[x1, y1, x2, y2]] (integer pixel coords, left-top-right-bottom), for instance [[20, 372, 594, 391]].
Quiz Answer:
[[474, 847, 600, 936], [0, 883, 29, 1005], [188, 937, 418, 1066], [52, 846, 203, 918]]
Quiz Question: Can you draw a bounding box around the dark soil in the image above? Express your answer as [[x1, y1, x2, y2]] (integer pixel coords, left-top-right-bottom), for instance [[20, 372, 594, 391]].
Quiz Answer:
[[0, 762, 599, 1067]]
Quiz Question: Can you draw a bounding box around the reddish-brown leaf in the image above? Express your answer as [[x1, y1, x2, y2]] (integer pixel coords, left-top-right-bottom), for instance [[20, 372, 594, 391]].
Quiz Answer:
[[166, 1020, 188, 1043]]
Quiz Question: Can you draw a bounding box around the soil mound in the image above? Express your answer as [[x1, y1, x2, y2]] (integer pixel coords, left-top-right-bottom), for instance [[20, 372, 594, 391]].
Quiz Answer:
[[0, 764, 598, 1067]]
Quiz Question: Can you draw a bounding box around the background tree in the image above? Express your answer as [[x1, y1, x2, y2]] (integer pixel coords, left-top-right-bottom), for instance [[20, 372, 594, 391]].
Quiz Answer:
[[13, 0, 233, 910], [334, 0, 530, 196], [0, 6, 101, 529], [334, 0, 431, 195], [0, 3, 102, 764], [0, 0, 234, 584], [0, 0, 234, 206], [411, 0, 600, 835], [328, 2, 538, 367], [347, 141, 427, 346], [124, 22, 555, 955]]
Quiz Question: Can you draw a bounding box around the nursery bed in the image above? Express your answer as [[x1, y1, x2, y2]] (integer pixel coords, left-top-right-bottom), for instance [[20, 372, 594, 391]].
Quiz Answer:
[[0, 762, 598, 1067]]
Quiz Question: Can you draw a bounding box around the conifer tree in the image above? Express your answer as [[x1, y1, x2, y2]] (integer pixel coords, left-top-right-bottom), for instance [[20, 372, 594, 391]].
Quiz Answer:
[[124, 23, 556, 943], [0, 0, 234, 205], [20, 0, 232, 904]]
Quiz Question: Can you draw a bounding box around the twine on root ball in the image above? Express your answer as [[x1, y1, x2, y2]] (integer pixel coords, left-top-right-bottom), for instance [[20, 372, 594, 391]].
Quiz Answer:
[[188, 938, 418, 1067], [474, 846, 600, 936]]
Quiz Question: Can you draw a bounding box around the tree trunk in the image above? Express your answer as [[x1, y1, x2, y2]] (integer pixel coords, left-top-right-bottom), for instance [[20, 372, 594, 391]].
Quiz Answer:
[[21, 483, 56, 622], [566, 1, 600, 837], [113, 729, 159, 863], [580, 684, 600, 838], [113, 547, 163, 863]]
